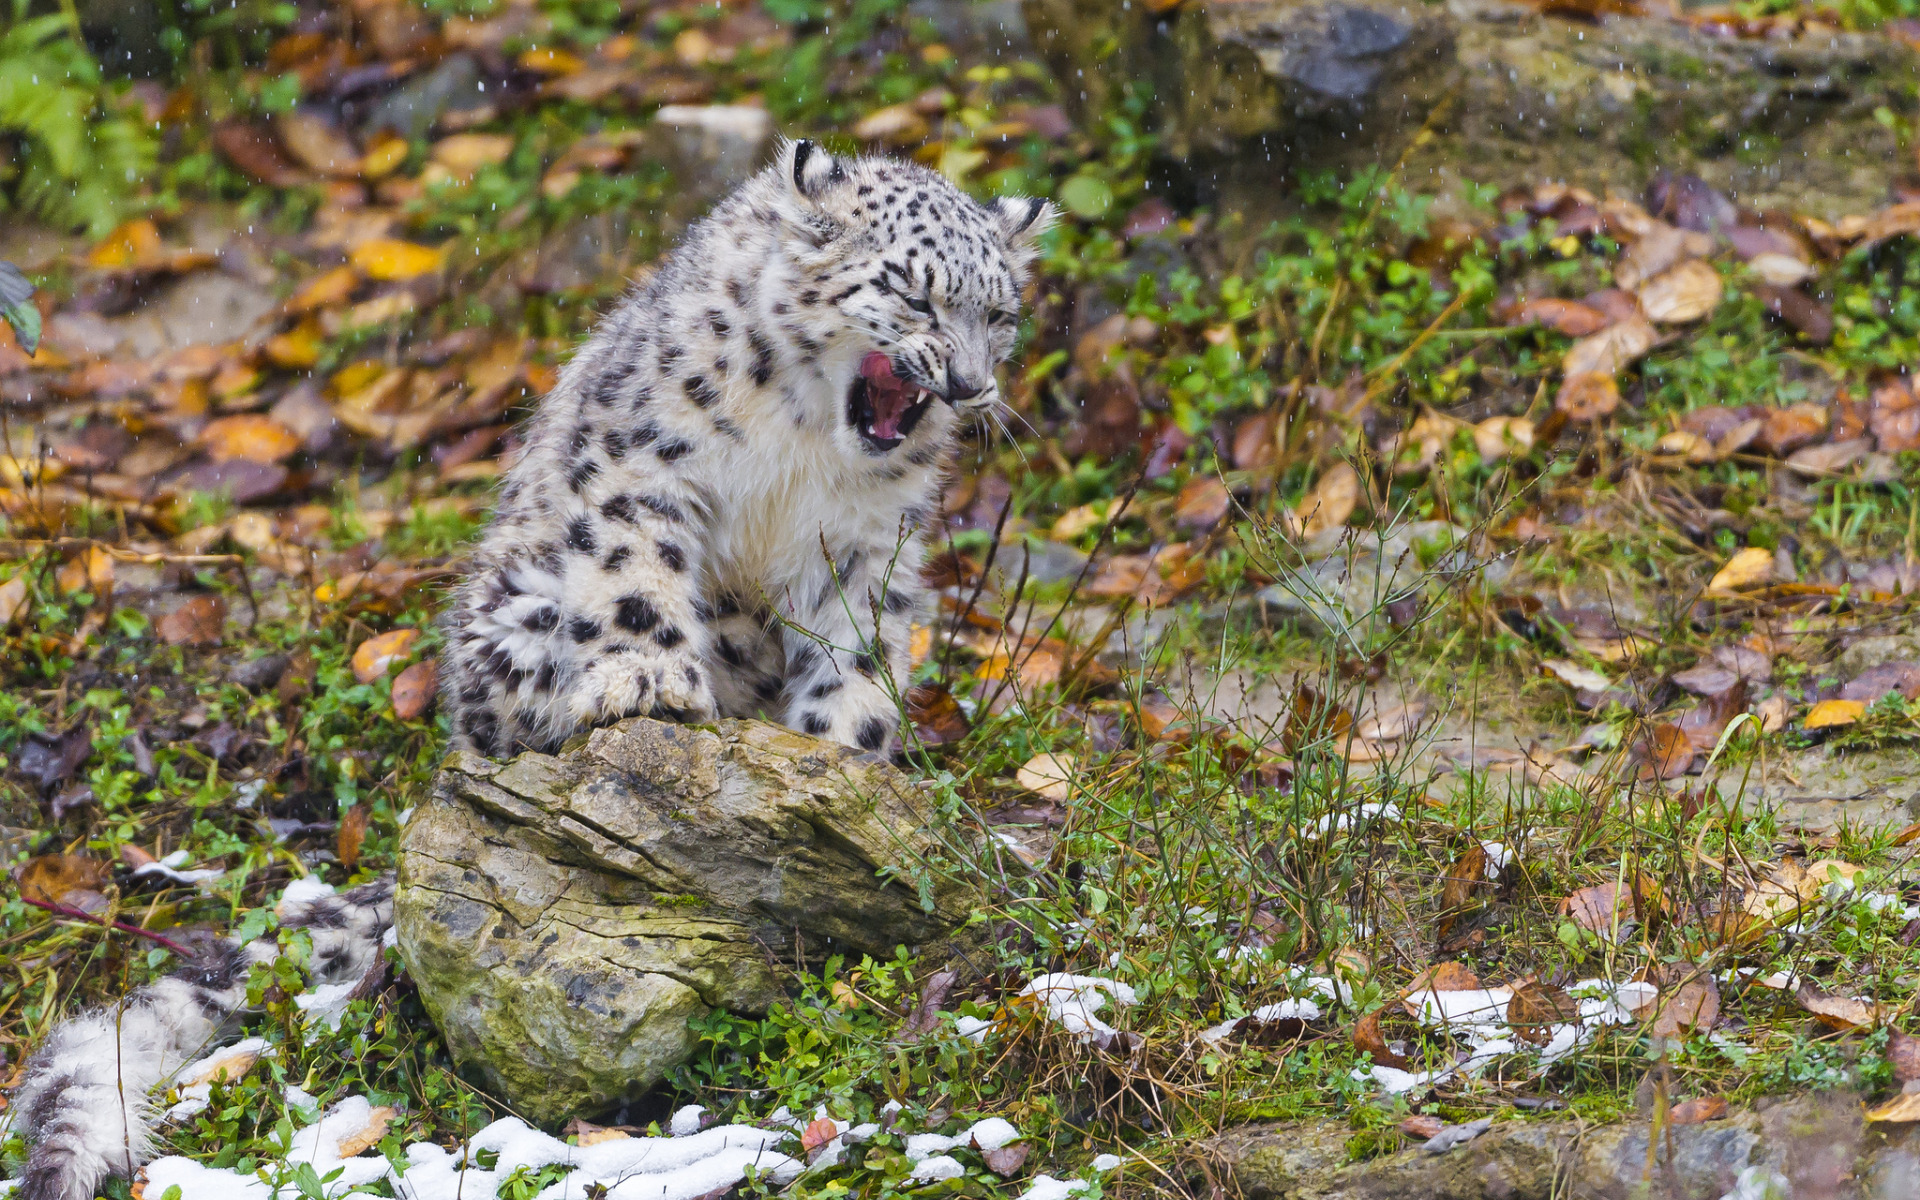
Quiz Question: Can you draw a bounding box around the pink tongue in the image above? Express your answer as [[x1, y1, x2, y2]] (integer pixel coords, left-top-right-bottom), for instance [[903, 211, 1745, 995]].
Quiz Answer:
[[860, 351, 915, 439]]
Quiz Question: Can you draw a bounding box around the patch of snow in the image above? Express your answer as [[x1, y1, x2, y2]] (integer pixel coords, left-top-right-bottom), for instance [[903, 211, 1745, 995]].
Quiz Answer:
[[1306, 802, 1400, 838], [1016, 1175, 1089, 1200], [669, 1105, 706, 1137], [955, 1015, 993, 1042], [1092, 1154, 1122, 1171], [965, 1117, 1020, 1150], [1019, 974, 1137, 1042], [132, 860, 224, 886], [1480, 842, 1512, 876], [1199, 998, 1323, 1044], [910, 1155, 966, 1182], [294, 982, 358, 1030]]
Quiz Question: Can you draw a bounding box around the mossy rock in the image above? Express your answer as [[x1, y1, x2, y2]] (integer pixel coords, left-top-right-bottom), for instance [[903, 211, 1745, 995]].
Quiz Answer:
[[394, 716, 968, 1126]]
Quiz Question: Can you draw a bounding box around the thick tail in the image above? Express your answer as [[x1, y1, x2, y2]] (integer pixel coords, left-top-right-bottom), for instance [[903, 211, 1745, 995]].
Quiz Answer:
[[7, 876, 395, 1200]]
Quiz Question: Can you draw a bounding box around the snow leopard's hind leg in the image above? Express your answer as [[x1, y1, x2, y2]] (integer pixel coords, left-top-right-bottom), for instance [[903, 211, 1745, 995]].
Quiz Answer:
[[9, 877, 394, 1200]]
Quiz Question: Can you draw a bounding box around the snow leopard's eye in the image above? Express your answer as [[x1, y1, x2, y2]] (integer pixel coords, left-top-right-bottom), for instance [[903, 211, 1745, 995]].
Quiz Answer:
[[904, 295, 933, 315], [988, 308, 1016, 326]]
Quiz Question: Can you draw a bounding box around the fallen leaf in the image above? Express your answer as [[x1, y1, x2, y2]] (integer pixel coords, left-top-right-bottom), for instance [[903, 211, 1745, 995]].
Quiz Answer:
[[180, 1044, 263, 1088], [333, 1105, 396, 1158], [1287, 462, 1359, 538], [1786, 438, 1872, 478], [198, 414, 302, 464], [352, 628, 420, 683], [1648, 971, 1719, 1039], [1555, 371, 1620, 421], [337, 804, 369, 871], [1403, 961, 1480, 995], [429, 132, 516, 178], [1016, 752, 1076, 803], [213, 121, 305, 187], [1796, 984, 1881, 1031], [275, 110, 361, 177], [1473, 415, 1533, 462], [1507, 979, 1579, 1043], [1804, 699, 1865, 730], [1502, 297, 1612, 336], [87, 218, 163, 269], [1561, 878, 1662, 939], [1888, 1029, 1920, 1083], [0, 575, 28, 626], [1399, 1115, 1444, 1140], [285, 265, 360, 314], [1439, 844, 1490, 934], [800, 1116, 839, 1155], [392, 659, 439, 720], [349, 239, 444, 281], [1747, 253, 1813, 287], [1669, 1096, 1728, 1125], [981, 1143, 1030, 1178], [1174, 477, 1231, 530], [1543, 659, 1612, 693], [1563, 315, 1657, 377], [18, 853, 112, 910], [1636, 722, 1694, 780], [1637, 260, 1723, 324], [906, 682, 970, 746], [1840, 662, 1920, 704], [56, 547, 112, 595], [1707, 547, 1774, 594], [1866, 1092, 1920, 1123], [851, 103, 930, 146], [158, 595, 226, 646], [1353, 1007, 1410, 1069]]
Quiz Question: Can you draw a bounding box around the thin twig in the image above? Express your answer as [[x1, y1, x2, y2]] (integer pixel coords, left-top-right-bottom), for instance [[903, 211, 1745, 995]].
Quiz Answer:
[[18, 896, 196, 957]]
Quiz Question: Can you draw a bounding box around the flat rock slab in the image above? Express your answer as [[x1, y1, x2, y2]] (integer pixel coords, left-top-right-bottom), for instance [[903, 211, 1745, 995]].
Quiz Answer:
[[395, 716, 966, 1125], [1025, 0, 1916, 216], [1213, 1091, 1920, 1198]]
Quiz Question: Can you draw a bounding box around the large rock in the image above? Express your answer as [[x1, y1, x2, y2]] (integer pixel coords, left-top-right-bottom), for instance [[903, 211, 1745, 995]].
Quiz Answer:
[[1212, 1090, 1918, 1198], [394, 717, 967, 1126], [1023, 0, 1918, 216]]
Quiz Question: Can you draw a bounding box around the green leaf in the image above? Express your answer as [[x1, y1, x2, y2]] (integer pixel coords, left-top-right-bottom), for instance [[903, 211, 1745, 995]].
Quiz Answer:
[[1, 261, 38, 355], [1057, 174, 1113, 220]]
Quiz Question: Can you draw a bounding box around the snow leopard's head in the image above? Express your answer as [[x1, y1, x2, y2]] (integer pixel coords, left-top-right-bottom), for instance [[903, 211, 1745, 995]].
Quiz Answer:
[[772, 141, 1055, 454]]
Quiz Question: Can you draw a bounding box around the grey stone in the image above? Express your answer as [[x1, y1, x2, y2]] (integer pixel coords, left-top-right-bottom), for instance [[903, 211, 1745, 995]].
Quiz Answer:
[[394, 716, 968, 1126], [1023, 0, 1917, 217], [365, 54, 488, 142], [1211, 1091, 1913, 1199]]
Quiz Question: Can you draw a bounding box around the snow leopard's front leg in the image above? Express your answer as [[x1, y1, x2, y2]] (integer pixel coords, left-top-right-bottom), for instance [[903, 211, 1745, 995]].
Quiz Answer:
[[780, 537, 924, 753]]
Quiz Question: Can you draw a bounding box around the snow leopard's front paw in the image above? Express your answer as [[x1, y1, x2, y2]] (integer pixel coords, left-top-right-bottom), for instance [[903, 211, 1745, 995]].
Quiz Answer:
[[567, 646, 716, 728], [785, 676, 901, 754]]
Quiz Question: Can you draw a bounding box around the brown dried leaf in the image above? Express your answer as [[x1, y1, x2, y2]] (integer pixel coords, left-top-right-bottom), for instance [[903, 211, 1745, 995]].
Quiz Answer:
[[1637, 260, 1723, 324], [1174, 476, 1231, 531], [981, 1143, 1030, 1178], [157, 595, 226, 646], [1669, 1096, 1728, 1125], [906, 682, 971, 746], [1866, 1092, 1920, 1123], [1502, 297, 1612, 337], [1637, 722, 1694, 780], [1353, 1007, 1409, 1069], [1439, 844, 1490, 935], [275, 111, 361, 177], [1563, 316, 1658, 377], [1015, 752, 1076, 803], [1707, 547, 1774, 594], [1288, 462, 1359, 538], [1507, 979, 1580, 1043], [1555, 371, 1620, 421], [337, 804, 369, 871], [1648, 972, 1719, 1039], [799, 1117, 838, 1154], [213, 121, 305, 187], [1398, 1115, 1444, 1140], [334, 1105, 395, 1158], [1796, 984, 1882, 1031], [391, 659, 439, 721], [1403, 961, 1480, 996], [1889, 1029, 1920, 1083], [17, 854, 111, 909]]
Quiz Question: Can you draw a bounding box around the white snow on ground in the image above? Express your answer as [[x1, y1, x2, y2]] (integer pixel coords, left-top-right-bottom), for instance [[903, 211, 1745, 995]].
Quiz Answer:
[[1018, 974, 1138, 1042], [1357, 978, 1658, 1095]]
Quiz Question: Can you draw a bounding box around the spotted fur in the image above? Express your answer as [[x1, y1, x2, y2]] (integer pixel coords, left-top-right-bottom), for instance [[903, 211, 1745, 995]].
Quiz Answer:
[[441, 142, 1054, 757], [7, 878, 394, 1200]]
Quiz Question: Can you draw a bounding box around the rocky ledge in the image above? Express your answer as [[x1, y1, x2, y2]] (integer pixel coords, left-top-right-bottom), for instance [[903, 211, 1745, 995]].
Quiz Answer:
[[393, 716, 967, 1125]]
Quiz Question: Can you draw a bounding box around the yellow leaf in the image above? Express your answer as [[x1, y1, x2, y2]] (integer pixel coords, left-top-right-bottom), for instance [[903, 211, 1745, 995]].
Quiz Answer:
[[55, 547, 113, 595], [518, 46, 584, 74], [349, 239, 445, 282], [87, 218, 162, 269], [1804, 699, 1865, 729], [359, 136, 409, 180], [1473, 415, 1533, 462], [284, 265, 361, 314], [264, 321, 324, 369], [1867, 1092, 1920, 1123], [909, 623, 933, 666], [1051, 502, 1107, 541], [1015, 752, 1077, 803], [199, 414, 302, 464], [1707, 547, 1774, 594], [352, 628, 420, 684], [0, 576, 27, 627]]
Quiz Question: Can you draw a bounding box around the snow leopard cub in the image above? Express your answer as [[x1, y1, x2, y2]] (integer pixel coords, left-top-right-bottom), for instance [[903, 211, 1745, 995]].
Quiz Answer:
[[441, 141, 1054, 757]]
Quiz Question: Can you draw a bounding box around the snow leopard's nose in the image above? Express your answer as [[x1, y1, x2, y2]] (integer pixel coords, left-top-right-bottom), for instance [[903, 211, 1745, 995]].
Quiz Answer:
[[943, 368, 985, 402]]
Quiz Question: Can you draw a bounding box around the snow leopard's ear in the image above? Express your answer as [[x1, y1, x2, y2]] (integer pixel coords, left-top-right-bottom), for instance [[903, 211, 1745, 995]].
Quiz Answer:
[[785, 139, 847, 203], [991, 196, 1057, 269]]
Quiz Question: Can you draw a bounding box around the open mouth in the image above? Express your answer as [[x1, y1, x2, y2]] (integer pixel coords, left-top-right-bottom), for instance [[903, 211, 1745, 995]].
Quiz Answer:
[[847, 351, 934, 452]]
